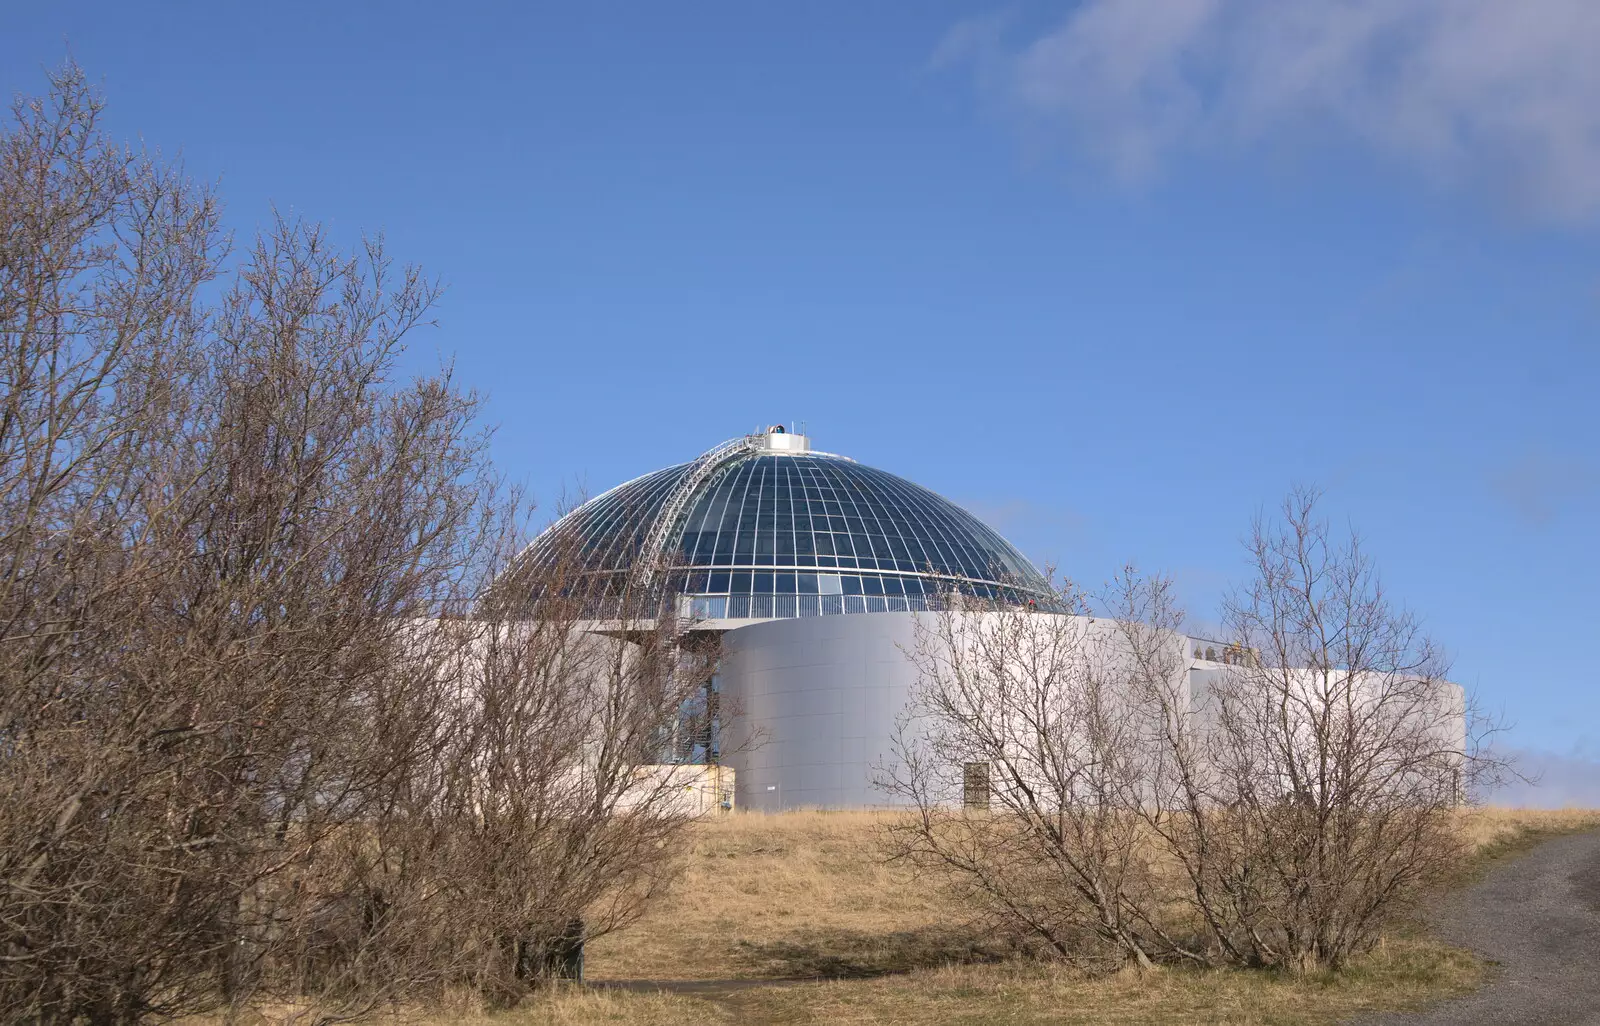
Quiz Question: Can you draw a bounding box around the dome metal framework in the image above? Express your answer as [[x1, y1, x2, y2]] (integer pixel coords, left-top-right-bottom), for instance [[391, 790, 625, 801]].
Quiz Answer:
[[519, 430, 1055, 620]]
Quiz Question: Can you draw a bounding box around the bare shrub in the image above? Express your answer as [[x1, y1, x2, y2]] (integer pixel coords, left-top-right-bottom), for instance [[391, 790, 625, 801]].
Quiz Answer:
[[0, 64, 718, 1024], [269, 570, 721, 1019], [880, 583, 1199, 969], [884, 492, 1506, 975], [1175, 488, 1500, 970]]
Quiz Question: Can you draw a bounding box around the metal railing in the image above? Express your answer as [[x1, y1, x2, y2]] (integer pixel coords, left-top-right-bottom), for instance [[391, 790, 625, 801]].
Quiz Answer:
[[685, 592, 939, 620], [1190, 637, 1260, 666]]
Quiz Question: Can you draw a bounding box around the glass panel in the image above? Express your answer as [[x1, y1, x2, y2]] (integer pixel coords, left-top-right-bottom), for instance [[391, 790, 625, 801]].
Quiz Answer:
[[690, 595, 727, 619], [524, 449, 1057, 619]]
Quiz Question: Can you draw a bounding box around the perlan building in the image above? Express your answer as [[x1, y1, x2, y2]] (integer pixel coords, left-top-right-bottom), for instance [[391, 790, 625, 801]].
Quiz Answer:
[[517, 426, 1464, 813]]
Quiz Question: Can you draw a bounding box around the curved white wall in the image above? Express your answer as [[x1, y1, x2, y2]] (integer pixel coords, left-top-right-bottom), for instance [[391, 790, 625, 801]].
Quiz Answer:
[[714, 611, 1468, 813], [719, 612, 923, 811]]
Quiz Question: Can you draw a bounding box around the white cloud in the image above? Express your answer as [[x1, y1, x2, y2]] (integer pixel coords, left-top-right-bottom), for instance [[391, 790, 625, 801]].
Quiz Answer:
[[943, 0, 1600, 221]]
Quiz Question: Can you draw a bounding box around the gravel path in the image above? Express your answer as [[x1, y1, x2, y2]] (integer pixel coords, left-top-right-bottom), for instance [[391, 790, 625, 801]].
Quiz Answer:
[[1362, 828, 1600, 1026]]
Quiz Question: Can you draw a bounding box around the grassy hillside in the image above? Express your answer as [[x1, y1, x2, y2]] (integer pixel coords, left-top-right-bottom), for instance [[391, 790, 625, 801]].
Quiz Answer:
[[586, 810, 979, 982], [209, 808, 1596, 1025], [480, 807, 1597, 1025]]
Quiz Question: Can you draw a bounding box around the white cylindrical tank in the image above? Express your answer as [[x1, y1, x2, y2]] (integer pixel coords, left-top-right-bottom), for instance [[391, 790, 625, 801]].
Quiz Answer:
[[719, 612, 923, 811]]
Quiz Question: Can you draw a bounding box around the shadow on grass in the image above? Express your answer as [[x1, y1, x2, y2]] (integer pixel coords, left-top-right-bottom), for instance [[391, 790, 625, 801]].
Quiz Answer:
[[589, 926, 1006, 1000], [730, 925, 1006, 980]]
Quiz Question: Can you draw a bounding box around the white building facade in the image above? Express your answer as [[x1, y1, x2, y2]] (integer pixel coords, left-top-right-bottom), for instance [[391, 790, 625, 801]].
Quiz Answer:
[[516, 428, 1465, 812]]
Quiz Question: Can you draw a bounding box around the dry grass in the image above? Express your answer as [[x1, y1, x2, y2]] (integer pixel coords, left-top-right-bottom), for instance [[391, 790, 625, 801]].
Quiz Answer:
[[436, 937, 1484, 1025], [663, 940, 1481, 1026], [1451, 805, 1600, 870], [219, 807, 1599, 1025], [582, 806, 1600, 986], [584, 810, 983, 982]]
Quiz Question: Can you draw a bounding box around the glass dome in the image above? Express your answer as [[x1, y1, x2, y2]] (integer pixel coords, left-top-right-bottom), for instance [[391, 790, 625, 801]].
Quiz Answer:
[[516, 431, 1055, 619]]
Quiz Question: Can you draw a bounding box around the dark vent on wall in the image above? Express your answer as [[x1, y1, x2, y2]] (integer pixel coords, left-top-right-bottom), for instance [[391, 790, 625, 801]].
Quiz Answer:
[[963, 762, 991, 811]]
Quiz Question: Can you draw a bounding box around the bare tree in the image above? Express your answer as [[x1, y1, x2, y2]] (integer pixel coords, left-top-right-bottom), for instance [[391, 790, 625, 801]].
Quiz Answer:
[[1113, 494, 1503, 973], [0, 64, 722, 1024], [268, 555, 724, 1020], [1, 63, 235, 1022], [882, 491, 1505, 976], [880, 582, 1199, 970], [1185, 487, 1489, 971]]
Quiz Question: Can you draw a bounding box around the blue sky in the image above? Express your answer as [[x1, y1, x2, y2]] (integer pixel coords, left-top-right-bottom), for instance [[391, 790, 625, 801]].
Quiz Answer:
[[5, 3, 1598, 783]]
